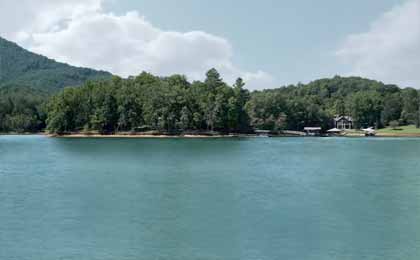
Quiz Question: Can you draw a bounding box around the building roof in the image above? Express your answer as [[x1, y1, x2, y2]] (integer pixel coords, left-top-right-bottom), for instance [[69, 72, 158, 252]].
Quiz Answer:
[[304, 127, 322, 131], [255, 130, 271, 134], [334, 116, 353, 122], [327, 128, 343, 133]]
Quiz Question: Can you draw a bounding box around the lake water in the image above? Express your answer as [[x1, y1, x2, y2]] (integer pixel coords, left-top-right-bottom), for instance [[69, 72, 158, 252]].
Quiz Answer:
[[1, 136, 420, 260]]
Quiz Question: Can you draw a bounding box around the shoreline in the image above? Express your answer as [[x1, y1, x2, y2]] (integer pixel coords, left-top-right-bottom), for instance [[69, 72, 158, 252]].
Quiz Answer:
[[344, 132, 420, 137], [45, 133, 420, 138], [45, 130, 307, 138], [46, 131, 260, 138], [0, 132, 45, 136], [376, 133, 420, 137], [3, 132, 420, 138], [49, 133, 244, 138]]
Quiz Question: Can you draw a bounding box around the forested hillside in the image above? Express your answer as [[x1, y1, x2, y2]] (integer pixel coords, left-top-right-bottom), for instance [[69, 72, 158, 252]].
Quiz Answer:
[[45, 70, 420, 134], [0, 37, 112, 91], [0, 85, 48, 132]]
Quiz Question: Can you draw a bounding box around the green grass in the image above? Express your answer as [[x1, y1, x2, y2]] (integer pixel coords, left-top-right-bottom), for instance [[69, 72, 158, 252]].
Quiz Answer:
[[377, 125, 420, 134], [343, 129, 368, 135]]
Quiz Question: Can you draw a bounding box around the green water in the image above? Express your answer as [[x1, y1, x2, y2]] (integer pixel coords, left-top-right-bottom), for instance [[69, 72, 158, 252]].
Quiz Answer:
[[1, 136, 420, 260]]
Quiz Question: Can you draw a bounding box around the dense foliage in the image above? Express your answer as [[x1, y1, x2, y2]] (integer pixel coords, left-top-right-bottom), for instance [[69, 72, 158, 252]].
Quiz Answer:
[[0, 37, 112, 91], [46, 69, 251, 134], [0, 85, 48, 133], [1, 37, 419, 134], [45, 70, 420, 134], [247, 76, 420, 130]]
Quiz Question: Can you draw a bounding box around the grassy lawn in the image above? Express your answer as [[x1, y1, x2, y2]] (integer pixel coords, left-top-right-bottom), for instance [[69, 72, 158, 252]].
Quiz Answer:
[[377, 125, 420, 134]]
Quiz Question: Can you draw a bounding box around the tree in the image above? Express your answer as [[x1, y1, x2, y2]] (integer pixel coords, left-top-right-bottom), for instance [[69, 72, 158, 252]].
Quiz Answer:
[[205, 68, 223, 90], [232, 78, 251, 132], [334, 98, 346, 116], [399, 88, 419, 126], [347, 91, 383, 129], [179, 106, 192, 130], [381, 93, 402, 125]]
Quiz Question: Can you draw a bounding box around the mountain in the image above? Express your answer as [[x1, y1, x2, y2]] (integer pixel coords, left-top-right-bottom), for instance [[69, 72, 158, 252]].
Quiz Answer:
[[0, 37, 112, 92]]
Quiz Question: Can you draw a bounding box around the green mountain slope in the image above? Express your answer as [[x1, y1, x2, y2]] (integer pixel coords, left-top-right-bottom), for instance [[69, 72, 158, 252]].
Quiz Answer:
[[0, 37, 112, 91]]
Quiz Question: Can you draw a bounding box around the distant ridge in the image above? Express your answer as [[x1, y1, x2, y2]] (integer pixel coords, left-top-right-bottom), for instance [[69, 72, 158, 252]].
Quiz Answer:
[[0, 37, 112, 91]]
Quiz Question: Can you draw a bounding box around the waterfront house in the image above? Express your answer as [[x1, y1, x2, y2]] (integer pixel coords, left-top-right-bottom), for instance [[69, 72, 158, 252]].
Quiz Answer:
[[334, 116, 353, 130]]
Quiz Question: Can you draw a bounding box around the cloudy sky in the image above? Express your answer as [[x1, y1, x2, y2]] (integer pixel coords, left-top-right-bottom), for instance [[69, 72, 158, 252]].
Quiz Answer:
[[0, 0, 419, 89]]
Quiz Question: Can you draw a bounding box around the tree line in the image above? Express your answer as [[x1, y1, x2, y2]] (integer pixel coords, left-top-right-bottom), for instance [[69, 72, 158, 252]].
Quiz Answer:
[[247, 76, 420, 131], [1, 69, 419, 134], [46, 69, 251, 134]]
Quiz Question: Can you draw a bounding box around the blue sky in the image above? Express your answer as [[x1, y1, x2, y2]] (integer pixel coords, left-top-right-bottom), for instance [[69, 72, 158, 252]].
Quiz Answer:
[[105, 0, 403, 85], [1, 0, 418, 89]]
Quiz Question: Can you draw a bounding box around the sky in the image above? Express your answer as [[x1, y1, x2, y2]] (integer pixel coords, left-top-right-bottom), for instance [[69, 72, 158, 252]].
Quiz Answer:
[[0, 0, 419, 89]]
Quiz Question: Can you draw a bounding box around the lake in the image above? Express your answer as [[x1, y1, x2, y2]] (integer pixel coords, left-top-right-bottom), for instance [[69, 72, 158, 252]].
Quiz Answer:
[[1, 136, 420, 260]]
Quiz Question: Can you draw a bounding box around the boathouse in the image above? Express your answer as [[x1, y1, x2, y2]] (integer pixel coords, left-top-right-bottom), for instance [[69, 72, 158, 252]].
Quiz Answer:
[[304, 127, 322, 136], [255, 130, 271, 137]]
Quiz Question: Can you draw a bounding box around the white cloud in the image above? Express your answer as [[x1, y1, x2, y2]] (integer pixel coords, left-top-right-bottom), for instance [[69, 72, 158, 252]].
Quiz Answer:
[[0, 0, 274, 90], [336, 0, 420, 88], [0, 0, 101, 41]]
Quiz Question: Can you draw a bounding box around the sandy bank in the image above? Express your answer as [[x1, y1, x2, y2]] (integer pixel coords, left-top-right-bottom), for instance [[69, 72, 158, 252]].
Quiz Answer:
[[47, 133, 246, 138]]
